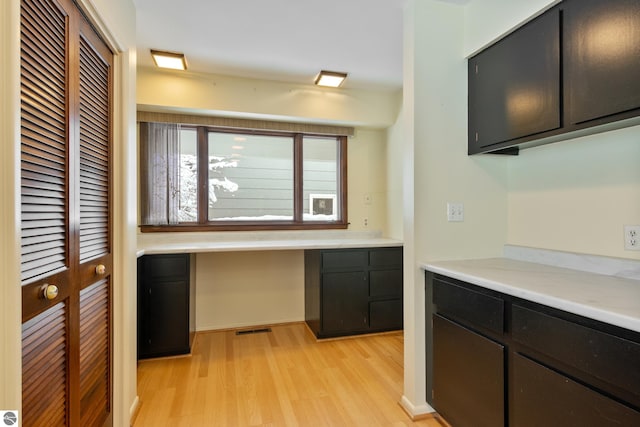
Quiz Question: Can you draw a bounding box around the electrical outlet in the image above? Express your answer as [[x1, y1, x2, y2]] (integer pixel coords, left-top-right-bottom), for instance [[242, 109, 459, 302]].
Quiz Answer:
[[447, 202, 464, 222], [624, 225, 640, 251], [363, 217, 369, 227]]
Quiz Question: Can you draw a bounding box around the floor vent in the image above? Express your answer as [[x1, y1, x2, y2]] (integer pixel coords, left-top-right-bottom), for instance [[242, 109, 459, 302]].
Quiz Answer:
[[235, 327, 272, 336]]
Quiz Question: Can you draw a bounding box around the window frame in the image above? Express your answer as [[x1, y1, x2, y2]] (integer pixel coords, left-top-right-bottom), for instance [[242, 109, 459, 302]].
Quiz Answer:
[[140, 125, 348, 232]]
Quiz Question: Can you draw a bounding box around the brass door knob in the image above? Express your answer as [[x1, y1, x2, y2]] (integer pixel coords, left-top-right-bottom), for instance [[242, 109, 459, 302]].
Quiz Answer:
[[42, 284, 59, 300], [95, 264, 106, 275]]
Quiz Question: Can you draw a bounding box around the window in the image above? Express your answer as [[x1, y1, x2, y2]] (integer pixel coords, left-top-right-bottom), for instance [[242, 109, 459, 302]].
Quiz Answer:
[[207, 132, 294, 221], [140, 123, 347, 231]]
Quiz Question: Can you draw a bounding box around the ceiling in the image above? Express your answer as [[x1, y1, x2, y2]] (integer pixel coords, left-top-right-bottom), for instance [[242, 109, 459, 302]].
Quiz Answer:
[[133, 0, 473, 91], [133, 0, 407, 91]]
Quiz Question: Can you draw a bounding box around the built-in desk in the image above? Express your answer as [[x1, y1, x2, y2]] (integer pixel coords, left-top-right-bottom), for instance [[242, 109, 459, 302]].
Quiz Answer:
[[136, 231, 403, 354]]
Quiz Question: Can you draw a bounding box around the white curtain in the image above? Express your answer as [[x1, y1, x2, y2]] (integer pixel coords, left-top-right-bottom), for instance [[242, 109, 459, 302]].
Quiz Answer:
[[140, 122, 180, 225]]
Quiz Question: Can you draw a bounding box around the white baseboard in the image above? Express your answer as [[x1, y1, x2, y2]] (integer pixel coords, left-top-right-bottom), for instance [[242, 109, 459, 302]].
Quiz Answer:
[[195, 319, 304, 333], [129, 395, 140, 426], [399, 395, 435, 419]]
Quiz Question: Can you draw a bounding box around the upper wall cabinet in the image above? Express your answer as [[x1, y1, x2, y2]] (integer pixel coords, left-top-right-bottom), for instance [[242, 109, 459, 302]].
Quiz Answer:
[[468, 8, 561, 154], [468, 0, 640, 155], [564, 0, 640, 126]]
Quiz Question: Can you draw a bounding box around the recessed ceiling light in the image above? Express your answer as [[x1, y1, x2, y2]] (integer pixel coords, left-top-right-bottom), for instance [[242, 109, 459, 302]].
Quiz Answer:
[[315, 70, 348, 88], [150, 49, 187, 71]]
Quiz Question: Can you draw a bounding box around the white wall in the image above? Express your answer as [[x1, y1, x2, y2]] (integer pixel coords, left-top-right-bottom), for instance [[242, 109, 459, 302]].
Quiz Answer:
[[195, 251, 304, 330], [349, 128, 389, 232], [0, 0, 138, 423], [508, 126, 640, 259], [137, 67, 401, 129], [401, 0, 511, 416], [464, 0, 559, 56], [0, 0, 21, 413], [386, 109, 404, 240]]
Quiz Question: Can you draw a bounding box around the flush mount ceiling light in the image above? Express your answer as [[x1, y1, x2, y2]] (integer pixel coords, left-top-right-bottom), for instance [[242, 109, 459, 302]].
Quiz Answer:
[[315, 70, 348, 88], [150, 49, 187, 71]]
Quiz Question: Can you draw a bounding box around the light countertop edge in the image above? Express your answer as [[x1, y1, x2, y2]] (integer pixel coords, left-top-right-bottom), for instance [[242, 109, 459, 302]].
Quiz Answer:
[[422, 258, 640, 334], [138, 238, 403, 257]]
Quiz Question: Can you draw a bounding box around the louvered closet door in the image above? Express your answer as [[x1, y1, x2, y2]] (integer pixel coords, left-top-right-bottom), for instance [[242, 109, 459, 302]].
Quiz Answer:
[[77, 17, 113, 427], [20, 0, 113, 426]]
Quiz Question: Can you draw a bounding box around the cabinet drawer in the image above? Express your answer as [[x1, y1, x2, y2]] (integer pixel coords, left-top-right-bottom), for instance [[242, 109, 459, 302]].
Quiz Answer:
[[369, 247, 402, 267], [322, 250, 367, 270], [433, 278, 504, 335], [511, 352, 640, 427], [370, 269, 402, 297], [512, 304, 640, 404], [145, 254, 189, 281]]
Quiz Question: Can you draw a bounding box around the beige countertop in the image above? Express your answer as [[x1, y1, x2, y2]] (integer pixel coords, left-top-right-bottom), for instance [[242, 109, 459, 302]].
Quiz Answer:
[[423, 256, 640, 334], [137, 230, 402, 257]]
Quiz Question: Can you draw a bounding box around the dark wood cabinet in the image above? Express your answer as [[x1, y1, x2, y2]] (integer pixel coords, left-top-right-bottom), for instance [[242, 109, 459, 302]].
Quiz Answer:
[[138, 254, 194, 359], [468, 7, 561, 153], [305, 247, 403, 338], [433, 314, 505, 427], [428, 274, 640, 426], [469, 0, 640, 154], [321, 271, 369, 333], [565, 0, 640, 126], [511, 353, 640, 427]]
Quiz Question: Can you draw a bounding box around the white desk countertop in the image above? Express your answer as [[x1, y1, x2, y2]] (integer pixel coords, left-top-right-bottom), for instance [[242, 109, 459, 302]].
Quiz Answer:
[[423, 256, 640, 334], [137, 230, 402, 257]]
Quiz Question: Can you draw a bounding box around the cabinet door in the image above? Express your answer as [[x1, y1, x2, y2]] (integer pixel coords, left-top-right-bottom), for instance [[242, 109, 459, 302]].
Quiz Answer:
[[433, 314, 504, 427], [565, 0, 640, 125], [322, 271, 368, 334], [468, 8, 561, 152], [141, 280, 190, 357], [511, 353, 640, 427], [370, 300, 402, 331]]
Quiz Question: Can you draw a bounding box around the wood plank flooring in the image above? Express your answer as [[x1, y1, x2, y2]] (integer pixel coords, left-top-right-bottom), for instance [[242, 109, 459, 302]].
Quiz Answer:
[[134, 323, 444, 426]]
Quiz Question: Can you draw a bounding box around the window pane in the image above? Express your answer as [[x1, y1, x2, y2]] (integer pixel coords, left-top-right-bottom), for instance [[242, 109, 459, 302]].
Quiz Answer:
[[303, 137, 339, 221], [178, 128, 198, 222], [208, 132, 293, 221]]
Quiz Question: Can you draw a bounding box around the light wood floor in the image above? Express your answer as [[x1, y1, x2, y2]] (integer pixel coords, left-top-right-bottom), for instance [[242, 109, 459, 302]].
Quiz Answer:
[[134, 323, 444, 426]]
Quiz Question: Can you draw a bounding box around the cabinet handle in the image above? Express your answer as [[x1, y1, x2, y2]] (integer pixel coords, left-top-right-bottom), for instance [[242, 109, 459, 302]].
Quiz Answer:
[[42, 284, 59, 300]]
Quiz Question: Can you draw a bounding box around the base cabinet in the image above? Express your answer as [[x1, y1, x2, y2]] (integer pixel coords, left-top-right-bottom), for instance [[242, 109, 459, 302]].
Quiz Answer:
[[429, 274, 640, 427], [138, 254, 194, 359], [305, 247, 403, 338], [511, 353, 640, 427], [433, 315, 504, 427]]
